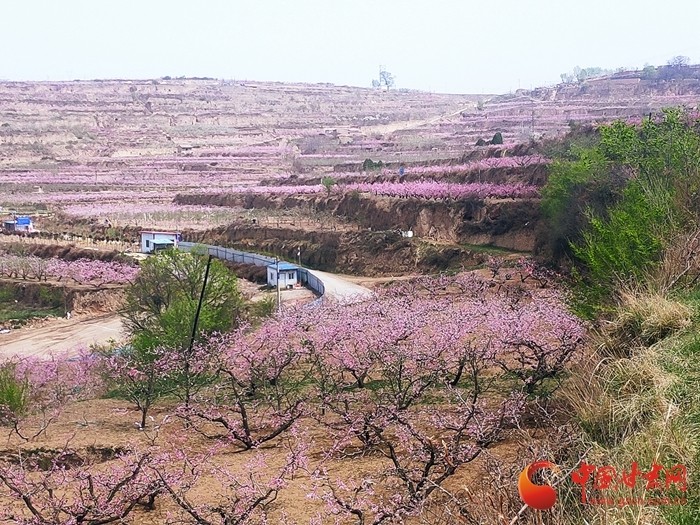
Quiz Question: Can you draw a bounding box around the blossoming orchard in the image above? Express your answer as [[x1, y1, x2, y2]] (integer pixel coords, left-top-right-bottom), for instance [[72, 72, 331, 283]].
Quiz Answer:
[[0, 268, 586, 523], [3, 70, 694, 525], [0, 253, 138, 286]]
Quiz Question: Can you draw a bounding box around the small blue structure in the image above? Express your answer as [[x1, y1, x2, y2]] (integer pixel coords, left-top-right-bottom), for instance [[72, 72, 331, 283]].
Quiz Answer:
[[267, 262, 300, 289], [2, 216, 34, 233]]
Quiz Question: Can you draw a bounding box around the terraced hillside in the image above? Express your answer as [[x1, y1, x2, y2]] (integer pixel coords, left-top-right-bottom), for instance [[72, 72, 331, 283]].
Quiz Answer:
[[1, 68, 699, 272]]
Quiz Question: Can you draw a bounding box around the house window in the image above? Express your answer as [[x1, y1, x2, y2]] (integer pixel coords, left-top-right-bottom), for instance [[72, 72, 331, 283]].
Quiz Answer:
[[289, 272, 295, 279], [146, 240, 150, 247]]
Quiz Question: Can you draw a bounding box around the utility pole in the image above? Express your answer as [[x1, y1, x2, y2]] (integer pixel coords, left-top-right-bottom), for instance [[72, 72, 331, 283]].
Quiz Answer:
[[184, 253, 212, 408], [297, 247, 301, 267], [275, 257, 281, 312], [188, 254, 212, 350]]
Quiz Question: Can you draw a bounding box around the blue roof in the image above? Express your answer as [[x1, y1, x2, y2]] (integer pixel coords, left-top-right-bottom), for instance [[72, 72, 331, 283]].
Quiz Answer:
[[15, 217, 31, 225], [268, 262, 299, 271]]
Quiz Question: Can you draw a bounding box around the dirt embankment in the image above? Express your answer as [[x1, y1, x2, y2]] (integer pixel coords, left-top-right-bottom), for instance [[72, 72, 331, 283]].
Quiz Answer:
[[221, 261, 268, 284], [12, 195, 536, 276], [278, 163, 548, 187], [326, 143, 540, 174], [0, 279, 125, 317], [186, 226, 486, 276], [175, 192, 541, 251], [0, 240, 134, 263], [274, 161, 548, 187]]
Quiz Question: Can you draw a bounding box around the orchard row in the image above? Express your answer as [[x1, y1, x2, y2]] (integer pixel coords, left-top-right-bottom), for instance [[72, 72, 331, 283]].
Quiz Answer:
[[0, 253, 139, 286]]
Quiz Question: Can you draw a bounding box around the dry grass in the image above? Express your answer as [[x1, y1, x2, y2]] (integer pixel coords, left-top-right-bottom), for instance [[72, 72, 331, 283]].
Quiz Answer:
[[650, 229, 700, 293], [560, 349, 686, 525], [603, 289, 692, 355], [559, 286, 699, 525], [562, 351, 616, 445]]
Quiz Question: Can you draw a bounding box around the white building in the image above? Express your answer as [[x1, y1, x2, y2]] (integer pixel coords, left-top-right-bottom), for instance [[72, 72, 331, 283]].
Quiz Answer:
[[140, 231, 181, 253], [267, 262, 300, 289]]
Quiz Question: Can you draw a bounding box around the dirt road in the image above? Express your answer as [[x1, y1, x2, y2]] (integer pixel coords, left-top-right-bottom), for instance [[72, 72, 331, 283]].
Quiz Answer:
[[1, 315, 123, 359], [362, 101, 481, 135], [0, 263, 371, 359], [307, 270, 373, 302]]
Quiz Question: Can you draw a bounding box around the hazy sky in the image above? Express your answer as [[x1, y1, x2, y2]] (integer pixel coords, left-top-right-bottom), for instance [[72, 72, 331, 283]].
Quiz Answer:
[[1, 0, 698, 94]]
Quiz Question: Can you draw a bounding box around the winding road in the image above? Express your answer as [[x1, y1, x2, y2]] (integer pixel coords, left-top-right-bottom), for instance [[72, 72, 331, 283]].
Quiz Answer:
[[307, 269, 373, 302], [1, 265, 373, 358]]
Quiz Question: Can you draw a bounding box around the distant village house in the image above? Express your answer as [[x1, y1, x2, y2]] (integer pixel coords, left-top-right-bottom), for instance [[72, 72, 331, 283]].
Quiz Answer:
[[2, 216, 34, 233], [140, 230, 181, 253]]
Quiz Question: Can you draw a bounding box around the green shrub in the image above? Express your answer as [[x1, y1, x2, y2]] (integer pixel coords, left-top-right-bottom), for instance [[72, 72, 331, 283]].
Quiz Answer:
[[0, 362, 29, 423], [539, 147, 616, 260], [541, 109, 700, 314], [38, 286, 63, 308], [573, 180, 667, 288], [362, 158, 384, 171], [542, 107, 700, 263], [0, 288, 13, 303], [248, 296, 276, 322], [321, 176, 337, 196]]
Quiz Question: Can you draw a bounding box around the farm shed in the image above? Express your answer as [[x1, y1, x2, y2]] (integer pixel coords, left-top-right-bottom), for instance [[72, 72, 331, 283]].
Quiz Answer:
[[140, 230, 181, 253], [2, 216, 34, 233], [267, 262, 300, 289]]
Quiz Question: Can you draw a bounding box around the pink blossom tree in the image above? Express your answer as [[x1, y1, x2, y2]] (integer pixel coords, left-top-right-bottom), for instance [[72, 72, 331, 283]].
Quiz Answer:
[[183, 317, 310, 450], [0, 354, 99, 441], [488, 293, 586, 394], [313, 388, 525, 524], [99, 345, 175, 430], [153, 439, 308, 525], [0, 451, 162, 524]]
